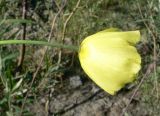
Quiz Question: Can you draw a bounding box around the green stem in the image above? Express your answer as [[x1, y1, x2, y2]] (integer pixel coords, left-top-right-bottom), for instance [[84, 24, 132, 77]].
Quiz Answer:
[[0, 40, 79, 52]]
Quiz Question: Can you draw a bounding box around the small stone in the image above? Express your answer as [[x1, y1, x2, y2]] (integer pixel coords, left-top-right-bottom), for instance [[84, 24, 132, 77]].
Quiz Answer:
[[69, 75, 82, 89], [40, 98, 46, 104]]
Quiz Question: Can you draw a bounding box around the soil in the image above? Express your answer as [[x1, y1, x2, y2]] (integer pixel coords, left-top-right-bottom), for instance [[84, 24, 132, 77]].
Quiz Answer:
[[29, 75, 147, 116]]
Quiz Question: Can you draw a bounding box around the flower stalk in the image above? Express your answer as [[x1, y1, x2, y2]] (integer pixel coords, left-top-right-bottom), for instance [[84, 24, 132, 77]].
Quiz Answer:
[[0, 40, 79, 52]]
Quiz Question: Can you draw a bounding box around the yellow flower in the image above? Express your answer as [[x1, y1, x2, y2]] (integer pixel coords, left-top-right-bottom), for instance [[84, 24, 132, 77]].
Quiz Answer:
[[78, 29, 141, 95]]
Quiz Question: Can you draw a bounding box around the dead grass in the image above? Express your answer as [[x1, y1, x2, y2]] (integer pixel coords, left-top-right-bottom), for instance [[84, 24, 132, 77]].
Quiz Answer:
[[0, 0, 160, 115]]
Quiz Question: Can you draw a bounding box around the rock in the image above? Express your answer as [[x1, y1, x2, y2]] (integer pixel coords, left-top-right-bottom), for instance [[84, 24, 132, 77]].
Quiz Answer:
[[69, 75, 82, 89]]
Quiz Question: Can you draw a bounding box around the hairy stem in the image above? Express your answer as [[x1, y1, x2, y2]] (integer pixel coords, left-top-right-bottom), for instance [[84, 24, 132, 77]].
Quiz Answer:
[[0, 40, 79, 52]]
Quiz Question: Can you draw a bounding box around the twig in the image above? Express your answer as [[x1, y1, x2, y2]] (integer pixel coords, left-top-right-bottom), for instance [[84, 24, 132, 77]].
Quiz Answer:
[[62, 0, 81, 43], [137, 0, 158, 97], [137, 1, 157, 63], [20, 0, 80, 114], [17, 0, 27, 71], [20, 1, 67, 115], [121, 1, 158, 115], [121, 63, 154, 116], [58, 0, 81, 64]]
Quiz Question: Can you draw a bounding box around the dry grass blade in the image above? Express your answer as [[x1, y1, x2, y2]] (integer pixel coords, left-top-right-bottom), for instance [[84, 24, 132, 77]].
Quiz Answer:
[[58, 0, 81, 64], [17, 0, 27, 71], [121, 63, 154, 116], [137, 0, 158, 98], [121, 1, 158, 115], [20, 1, 67, 115]]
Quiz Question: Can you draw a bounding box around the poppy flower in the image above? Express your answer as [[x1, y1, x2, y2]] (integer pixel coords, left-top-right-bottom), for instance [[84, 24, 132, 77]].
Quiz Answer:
[[79, 29, 141, 95]]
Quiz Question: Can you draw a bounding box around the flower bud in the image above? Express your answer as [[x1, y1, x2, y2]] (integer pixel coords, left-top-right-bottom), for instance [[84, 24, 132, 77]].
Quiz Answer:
[[79, 29, 141, 95]]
